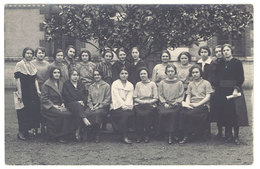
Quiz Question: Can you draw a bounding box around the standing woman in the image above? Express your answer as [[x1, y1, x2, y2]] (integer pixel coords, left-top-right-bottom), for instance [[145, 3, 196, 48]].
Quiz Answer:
[[62, 68, 91, 142], [96, 49, 114, 85], [134, 67, 158, 143], [14, 47, 41, 140], [110, 67, 134, 144], [48, 49, 69, 83], [179, 65, 213, 144], [75, 50, 96, 90], [64, 45, 77, 70], [215, 44, 248, 145], [128, 47, 147, 86], [86, 69, 111, 143], [41, 67, 75, 143], [176, 51, 193, 90], [111, 47, 132, 82], [157, 64, 184, 144], [152, 50, 171, 84], [31, 47, 50, 90]]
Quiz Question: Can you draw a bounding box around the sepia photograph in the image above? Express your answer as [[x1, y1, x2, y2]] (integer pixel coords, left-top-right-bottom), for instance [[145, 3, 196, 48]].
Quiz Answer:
[[3, 1, 255, 166]]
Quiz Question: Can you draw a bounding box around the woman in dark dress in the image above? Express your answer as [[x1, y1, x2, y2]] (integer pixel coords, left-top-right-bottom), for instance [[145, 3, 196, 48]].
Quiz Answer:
[[157, 64, 184, 144], [215, 44, 248, 145], [110, 67, 134, 144], [178, 65, 213, 144], [96, 49, 114, 85], [64, 45, 77, 70], [62, 68, 91, 142], [111, 47, 132, 82], [15, 47, 41, 140], [86, 69, 111, 143], [134, 67, 158, 143], [128, 47, 147, 86], [41, 67, 75, 143]]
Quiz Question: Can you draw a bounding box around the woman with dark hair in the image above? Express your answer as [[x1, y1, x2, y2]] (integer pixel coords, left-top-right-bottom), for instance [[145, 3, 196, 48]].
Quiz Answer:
[[215, 44, 248, 145], [152, 49, 171, 84], [96, 49, 114, 85], [62, 68, 91, 142], [179, 64, 213, 144], [86, 69, 111, 143], [157, 64, 184, 144], [31, 47, 50, 90], [64, 45, 77, 70], [128, 47, 147, 86], [48, 49, 69, 83], [110, 67, 134, 144], [75, 49, 96, 90], [134, 67, 158, 143], [176, 51, 193, 90], [111, 47, 132, 82], [41, 67, 75, 143], [15, 47, 41, 140]]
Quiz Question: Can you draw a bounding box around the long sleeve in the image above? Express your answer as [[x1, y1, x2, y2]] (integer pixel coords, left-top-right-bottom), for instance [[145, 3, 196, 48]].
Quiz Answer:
[[124, 86, 134, 109], [111, 82, 125, 109], [41, 84, 54, 110], [158, 81, 166, 103], [102, 84, 111, 106], [152, 65, 158, 82], [235, 60, 244, 88], [111, 62, 119, 82], [176, 82, 185, 103]]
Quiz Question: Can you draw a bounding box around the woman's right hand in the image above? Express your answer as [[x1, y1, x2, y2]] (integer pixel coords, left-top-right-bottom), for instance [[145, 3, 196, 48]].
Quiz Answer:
[[83, 118, 91, 126], [53, 105, 61, 110], [17, 92, 22, 102]]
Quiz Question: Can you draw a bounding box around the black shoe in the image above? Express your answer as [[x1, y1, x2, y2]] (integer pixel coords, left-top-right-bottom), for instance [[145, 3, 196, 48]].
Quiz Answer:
[[214, 133, 223, 140], [95, 135, 100, 143], [179, 137, 188, 144], [234, 137, 241, 145], [58, 138, 67, 143], [123, 137, 132, 144], [225, 136, 233, 143], [144, 136, 150, 143], [136, 137, 142, 143], [17, 132, 26, 141], [168, 136, 173, 144]]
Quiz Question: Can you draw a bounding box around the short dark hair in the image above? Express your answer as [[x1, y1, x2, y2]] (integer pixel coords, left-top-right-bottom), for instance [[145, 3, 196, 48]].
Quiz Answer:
[[93, 69, 104, 78], [65, 45, 77, 58], [49, 66, 62, 79], [53, 49, 64, 60], [165, 64, 177, 75], [79, 50, 91, 61], [177, 51, 191, 62], [102, 49, 114, 59], [116, 47, 127, 58], [222, 43, 234, 54], [118, 66, 128, 76], [68, 68, 80, 79], [198, 46, 211, 56], [22, 47, 34, 58], [189, 64, 203, 77], [35, 47, 46, 57], [138, 67, 150, 78], [161, 49, 171, 60]]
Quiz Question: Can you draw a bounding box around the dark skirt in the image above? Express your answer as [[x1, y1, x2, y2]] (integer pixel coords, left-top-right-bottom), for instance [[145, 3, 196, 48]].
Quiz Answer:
[[85, 108, 107, 126], [109, 108, 134, 134], [157, 105, 182, 133], [41, 107, 75, 138], [179, 106, 209, 136], [134, 104, 157, 135], [214, 87, 248, 127], [66, 102, 87, 128], [16, 97, 41, 132]]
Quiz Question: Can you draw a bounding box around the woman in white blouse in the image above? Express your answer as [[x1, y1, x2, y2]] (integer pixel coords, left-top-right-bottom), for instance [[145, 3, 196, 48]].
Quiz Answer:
[[110, 67, 134, 144]]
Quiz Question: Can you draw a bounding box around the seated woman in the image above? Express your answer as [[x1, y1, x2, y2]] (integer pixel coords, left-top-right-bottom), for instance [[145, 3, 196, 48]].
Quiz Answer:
[[41, 67, 75, 143], [179, 64, 213, 144], [157, 64, 184, 144], [110, 67, 134, 144], [134, 67, 158, 143], [62, 68, 91, 142], [86, 69, 111, 143]]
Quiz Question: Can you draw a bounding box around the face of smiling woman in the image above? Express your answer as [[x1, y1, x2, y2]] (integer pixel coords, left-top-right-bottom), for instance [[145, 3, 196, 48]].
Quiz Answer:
[[24, 50, 33, 62], [119, 70, 128, 81]]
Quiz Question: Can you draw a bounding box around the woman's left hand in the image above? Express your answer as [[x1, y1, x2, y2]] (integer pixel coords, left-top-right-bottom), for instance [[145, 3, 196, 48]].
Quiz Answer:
[[37, 90, 41, 97]]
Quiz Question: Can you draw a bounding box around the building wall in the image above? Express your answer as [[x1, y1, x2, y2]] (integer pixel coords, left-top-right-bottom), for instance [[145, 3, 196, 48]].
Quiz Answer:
[[4, 8, 44, 58]]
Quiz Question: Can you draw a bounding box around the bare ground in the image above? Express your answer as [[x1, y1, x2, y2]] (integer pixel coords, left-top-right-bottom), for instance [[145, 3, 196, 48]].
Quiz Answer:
[[4, 89, 253, 165]]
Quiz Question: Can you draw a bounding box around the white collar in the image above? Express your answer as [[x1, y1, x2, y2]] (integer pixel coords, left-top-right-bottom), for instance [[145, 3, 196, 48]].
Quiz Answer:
[[198, 57, 212, 64]]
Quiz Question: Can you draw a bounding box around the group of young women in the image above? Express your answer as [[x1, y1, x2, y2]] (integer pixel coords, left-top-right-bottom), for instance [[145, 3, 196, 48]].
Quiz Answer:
[[14, 44, 248, 145]]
